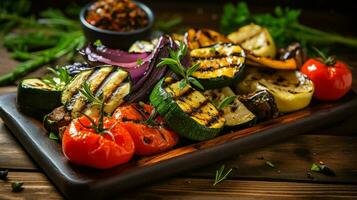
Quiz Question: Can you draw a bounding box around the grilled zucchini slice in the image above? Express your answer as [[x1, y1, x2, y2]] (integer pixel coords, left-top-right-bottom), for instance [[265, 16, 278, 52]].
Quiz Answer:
[[62, 65, 131, 117], [17, 78, 62, 118], [190, 43, 246, 89], [150, 77, 225, 141], [204, 87, 256, 128], [236, 67, 314, 113], [185, 28, 231, 50]]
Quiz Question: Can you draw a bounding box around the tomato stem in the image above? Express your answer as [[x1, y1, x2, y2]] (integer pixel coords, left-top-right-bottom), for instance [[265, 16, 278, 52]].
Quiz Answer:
[[312, 47, 336, 66]]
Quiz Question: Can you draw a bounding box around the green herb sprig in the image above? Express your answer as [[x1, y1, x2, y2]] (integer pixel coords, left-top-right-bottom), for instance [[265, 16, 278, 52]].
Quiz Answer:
[[217, 95, 237, 110], [157, 42, 204, 90], [42, 67, 72, 90], [220, 2, 357, 48], [213, 165, 233, 186], [0, 0, 85, 86], [78, 82, 115, 140]]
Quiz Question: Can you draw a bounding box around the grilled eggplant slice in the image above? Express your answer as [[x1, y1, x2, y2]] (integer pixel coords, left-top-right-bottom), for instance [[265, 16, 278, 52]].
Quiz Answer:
[[150, 77, 225, 141], [190, 43, 246, 89], [62, 65, 131, 117], [17, 78, 62, 118], [228, 24, 277, 58], [204, 87, 256, 128], [236, 67, 314, 113], [237, 90, 279, 121], [185, 28, 231, 50]]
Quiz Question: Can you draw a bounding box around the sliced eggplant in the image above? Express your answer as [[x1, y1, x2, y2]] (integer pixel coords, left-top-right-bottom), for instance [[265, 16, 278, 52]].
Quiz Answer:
[[150, 77, 225, 141], [237, 90, 279, 121], [62, 65, 131, 117], [190, 43, 246, 89], [236, 67, 314, 113], [204, 87, 256, 128]]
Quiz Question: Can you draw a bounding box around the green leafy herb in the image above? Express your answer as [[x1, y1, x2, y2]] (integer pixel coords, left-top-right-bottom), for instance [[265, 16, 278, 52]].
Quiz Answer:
[[265, 160, 275, 168], [11, 182, 24, 192], [0, 169, 8, 180], [94, 39, 103, 47], [220, 2, 357, 48], [42, 67, 72, 90], [157, 42, 204, 90], [310, 162, 335, 176], [217, 95, 236, 110], [78, 82, 113, 139], [48, 132, 59, 141], [0, 4, 85, 86], [136, 58, 143, 65], [213, 165, 233, 186]]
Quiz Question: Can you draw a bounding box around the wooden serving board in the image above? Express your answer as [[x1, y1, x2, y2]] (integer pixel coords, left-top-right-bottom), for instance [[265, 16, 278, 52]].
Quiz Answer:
[[1, 92, 357, 200]]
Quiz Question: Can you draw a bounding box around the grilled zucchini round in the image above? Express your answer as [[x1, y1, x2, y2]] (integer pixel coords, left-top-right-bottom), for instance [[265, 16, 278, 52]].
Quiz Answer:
[[150, 77, 225, 141], [17, 78, 62, 118], [190, 43, 246, 89]]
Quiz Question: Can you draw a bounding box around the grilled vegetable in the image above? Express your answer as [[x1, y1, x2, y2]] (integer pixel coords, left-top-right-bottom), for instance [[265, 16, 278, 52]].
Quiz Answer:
[[150, 77, 225, 141], [185, 28, 231, 50], [204, 87, 256, 128], [227, 24, 276, 58], [61, 65, 131, 117], [43, 106, 71, 139], [236, 67, 314, 113], [128, 40, 155, 53], [246, 54, 297, 70], [237, 90, 279, 121], [17, 78, 62, 118], [190, 43, 246, 89]]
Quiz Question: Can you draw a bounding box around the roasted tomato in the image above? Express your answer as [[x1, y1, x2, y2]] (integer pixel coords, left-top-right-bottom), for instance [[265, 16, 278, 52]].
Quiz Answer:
[[300, 51, 352, 101], [62, 116, 135, 169], [113, 103, 179, 156]]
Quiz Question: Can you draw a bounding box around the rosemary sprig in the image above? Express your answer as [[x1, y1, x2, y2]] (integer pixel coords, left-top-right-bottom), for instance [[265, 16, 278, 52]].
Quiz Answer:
[[78, 82, 115, 140], [213, 165, 233, 186], [157, 41, 204, 90]]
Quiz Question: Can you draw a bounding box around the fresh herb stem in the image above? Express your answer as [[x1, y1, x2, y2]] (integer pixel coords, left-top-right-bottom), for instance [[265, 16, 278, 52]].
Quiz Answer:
[[213, 165, 233, 186], [157, 42, 204, 90]]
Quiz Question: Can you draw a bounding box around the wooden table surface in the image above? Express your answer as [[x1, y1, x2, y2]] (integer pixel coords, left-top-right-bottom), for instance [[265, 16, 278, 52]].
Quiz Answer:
[[1, 2, 357, 199]]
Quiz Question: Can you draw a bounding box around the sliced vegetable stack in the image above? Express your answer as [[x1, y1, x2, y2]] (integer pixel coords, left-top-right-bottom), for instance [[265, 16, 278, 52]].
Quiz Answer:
[[150, 77, 225, 141], [190, 43, 246, 89], [61, 65, 131, 117]]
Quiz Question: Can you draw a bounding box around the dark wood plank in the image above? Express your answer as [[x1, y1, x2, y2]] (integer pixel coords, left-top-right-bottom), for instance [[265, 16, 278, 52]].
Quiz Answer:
[[1, 172, 357, 200]]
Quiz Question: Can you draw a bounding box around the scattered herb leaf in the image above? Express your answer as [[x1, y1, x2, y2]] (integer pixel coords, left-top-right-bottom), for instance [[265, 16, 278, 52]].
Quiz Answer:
[[310, 163, 335, 176], [49, 132, 59, 141], [213, 165, 233, 186], [0, 169, 8, 180], [217, 95, 236, 110], [94, 39, 103, 47], [11, 182, 24, 192], [265, 160, 275, 168], [136, 58, 143, 65]]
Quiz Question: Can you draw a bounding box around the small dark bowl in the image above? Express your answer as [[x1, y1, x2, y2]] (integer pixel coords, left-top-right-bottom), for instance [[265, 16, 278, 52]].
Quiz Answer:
[[79, 1, 154, 50]]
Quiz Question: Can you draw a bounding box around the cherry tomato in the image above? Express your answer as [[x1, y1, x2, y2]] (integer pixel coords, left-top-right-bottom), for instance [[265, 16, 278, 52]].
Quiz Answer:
[[300, 56, 352, 101], [62, 116, 135, 169], [113, 103, 179, 156]]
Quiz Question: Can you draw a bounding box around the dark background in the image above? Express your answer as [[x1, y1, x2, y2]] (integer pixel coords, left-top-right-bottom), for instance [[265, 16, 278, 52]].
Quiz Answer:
[[25, 0, 356, 36]]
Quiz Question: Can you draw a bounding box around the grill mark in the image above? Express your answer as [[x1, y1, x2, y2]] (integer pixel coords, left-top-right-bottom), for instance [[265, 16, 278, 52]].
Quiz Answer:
[[173, 87, 194, 100], [157, 128, 168, 142], [106, 81, 129, 103], [205, 112, 223, 127], [79, 67, 117, 113], [66, 69, 97, 111], [195, 63, 242, 73], [240, 29, 263, 44], [162, 78, 179, 88], [191, 52, 243, 61], [201, 29, 215, 42], [187, 99, 209, 116]]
